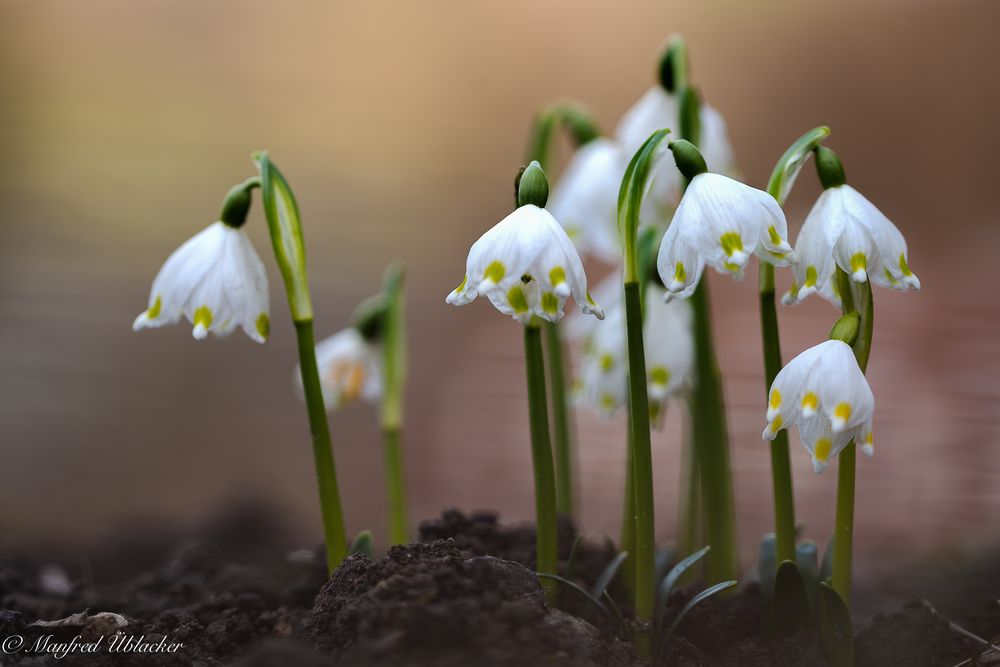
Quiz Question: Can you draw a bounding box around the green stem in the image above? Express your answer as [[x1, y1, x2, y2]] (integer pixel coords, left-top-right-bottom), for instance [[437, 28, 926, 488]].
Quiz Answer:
[[624, 281, 655, 655], [677, 400, 702, 563], [620, 413, 636, 604], [689, 278, 738, 583], [545, 321, 576, 518], [294, 319, 349, 573], [759, 263, 797, 565], [524, 323, 559, 605], [382, 427, 408, 545], [831, 271, 874, 609]]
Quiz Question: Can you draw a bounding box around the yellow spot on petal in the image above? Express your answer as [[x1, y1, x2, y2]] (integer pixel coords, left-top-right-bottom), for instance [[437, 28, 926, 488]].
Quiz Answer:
[[194, 306, 213, 329], [650, 366, 670, 387], [549, 266, 566, 287], [884, 268, 898, 285], [600, 353, 615, 372], [586, 291, 597, 305], [801, 392, 818, 412], [600, 393, 617, 411], [147, 295, 162, 319], [769, 389, 782, 410], [814, 437, 832, 461], [483, 260, 506, 284], [507, 285, 528, 313], [804, 266, 818, 288], [770, 415, 783, 433], [865, 431, 873, 445], [455, 275, 468, 292], [898, 253, 913, 277], [767, 225, 783, 246], [256, 313, 270, 340], [719, 231, 744, 258], [541, 292, 559, 315], [834, 402, 852, 422], [850, 253, 867, 274], [673, 262, 687, 284]]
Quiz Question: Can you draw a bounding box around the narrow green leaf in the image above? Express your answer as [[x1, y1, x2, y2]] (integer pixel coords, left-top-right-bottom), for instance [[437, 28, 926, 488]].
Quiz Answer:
[[349, 529, 374, 558], [253, 151, 313, 321], [819, 582, 855, 667], [758, 533, 778, 600], [772, 560, 810, 635], [617, 129, 671, 283], [820, 533, 835, 585], [564, 533, 584, 580], [536, 572, 611, 625], [591, 551, 629, 599], [765, 126, 831, 205], [660, 580, 738, 652], [601, 590, 631, 641], [658, 545, 711, 605]]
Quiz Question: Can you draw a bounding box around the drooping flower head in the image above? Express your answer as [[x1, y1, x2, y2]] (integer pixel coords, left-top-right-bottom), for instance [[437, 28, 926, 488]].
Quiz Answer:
[[298, 327, 381, 411], [132, 180, 270, 342], [656, 140, 793, 298], [446, 161, 604, 324], [547, 137, 627, 263], [784, 146, 920, 305], [762, 339, 875, 473]]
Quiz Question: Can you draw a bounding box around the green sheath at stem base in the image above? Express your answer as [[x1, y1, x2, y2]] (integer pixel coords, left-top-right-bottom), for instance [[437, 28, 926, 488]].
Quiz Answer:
[[382, 427, 408, 545], [524, 323, 559, 605], [294, 319, 349, 574], [624, 281, 655, 656]]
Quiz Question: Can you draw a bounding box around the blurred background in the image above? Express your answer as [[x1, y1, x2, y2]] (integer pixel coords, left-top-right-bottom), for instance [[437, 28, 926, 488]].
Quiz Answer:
[[2, 0, 999, 611]]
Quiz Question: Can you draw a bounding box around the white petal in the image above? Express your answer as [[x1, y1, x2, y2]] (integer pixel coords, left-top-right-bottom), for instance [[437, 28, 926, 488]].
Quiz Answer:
[[765, 342, 828, 428], [838, 185, 920, 292], [615, 86, 676, 155], [801, 340, 874, 433], [789, 195, 838, 303], [299, 328, 381, 410], [656, 207, 705, 297], [644, 289, 693, 400], [699, 104, 737, 176]]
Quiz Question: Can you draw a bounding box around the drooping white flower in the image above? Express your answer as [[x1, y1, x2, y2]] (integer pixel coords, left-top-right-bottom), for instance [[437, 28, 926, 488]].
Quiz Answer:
[[297, 327, 381, 411], [446, 204, 604, 324], [133, 221, 270, 342], [615, 86, 737, 219], [547, 138, 627, 263], [762, 339, 875, 473], [656, 171, 793, 298], [784, 184, 921, 304]]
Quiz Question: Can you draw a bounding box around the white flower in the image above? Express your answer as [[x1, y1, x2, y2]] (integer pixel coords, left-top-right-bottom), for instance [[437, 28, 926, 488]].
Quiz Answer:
[[762, 340, 875, 473], [615, 87, 736, 219], [784, 184, 920, 304], [446, 204, 604, 324], [133, 221, 270, 342], [547, 138, 626, 263], [297, 328, 381, 411], [573, 282, 693, 418], [656, 173, 793, 298]]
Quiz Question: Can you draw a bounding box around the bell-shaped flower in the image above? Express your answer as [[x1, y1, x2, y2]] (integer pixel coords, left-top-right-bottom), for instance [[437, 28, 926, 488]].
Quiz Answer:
[[656, 166, 793, 298], [784, 184, 921, 304], [547, 138, 626, 263], [446, 204, 604, 324], [615, 86, 736, 220], [133, 221, 270, 342], [575, 306, 629, 417], [762, 340, 875, 473], [297, 327, 381, 411]]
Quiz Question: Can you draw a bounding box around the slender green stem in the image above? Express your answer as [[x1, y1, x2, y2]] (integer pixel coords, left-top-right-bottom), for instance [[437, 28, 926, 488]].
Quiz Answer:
[[624, 281, 655, 654], [832, 271, 874, 609], [759, 263, 796, 565], [294, 319, 349, 573], [689, 278, 738, 584], [677, 399, 702, 561], [544, 321, 576, 517], [524, 323, 559, 605], [382, 427, 408, 545], [620, 412, 636, 603]]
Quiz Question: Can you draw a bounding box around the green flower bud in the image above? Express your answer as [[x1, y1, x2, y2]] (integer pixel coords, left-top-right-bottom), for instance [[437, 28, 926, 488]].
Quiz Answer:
[[352, 292, 389, 342], [657, 36, 688, 93], [515, 160, 549, 208], [669, 139, 708, 182], [219, 177, 260, 228], [829, 312, 860, 346], [814, 146, 846, 189]]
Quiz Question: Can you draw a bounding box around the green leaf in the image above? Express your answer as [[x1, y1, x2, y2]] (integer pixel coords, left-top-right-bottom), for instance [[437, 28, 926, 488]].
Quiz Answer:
[[564, 533, 584, 581], [349, 529, 373, 558], [657, 546, 711, 606], [536, 572, 611, 625], [820, 533, 835, 585], [771, 560, 810, 635], [659, 580, 738, 654], [617, 129, 672, 282], [765, 126, 831, 205], [820, 582, 855, 667], [601, 590, 631, 641], [253, 151, 313, 321], [758, 533, 778, 600], [591, 551, 629, 599]]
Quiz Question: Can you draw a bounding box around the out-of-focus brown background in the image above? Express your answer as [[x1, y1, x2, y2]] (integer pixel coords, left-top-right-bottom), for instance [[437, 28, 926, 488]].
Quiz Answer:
[[2, 0, 998, 601]]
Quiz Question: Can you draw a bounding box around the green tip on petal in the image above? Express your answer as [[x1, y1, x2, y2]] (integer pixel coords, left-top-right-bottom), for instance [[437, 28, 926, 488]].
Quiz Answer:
[[256, 313, 270, 340], [814, 146, 846, 189], [515, 161, 549, 209]]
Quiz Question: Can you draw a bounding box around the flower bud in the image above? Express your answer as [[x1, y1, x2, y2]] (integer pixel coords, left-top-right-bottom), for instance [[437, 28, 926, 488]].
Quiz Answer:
[[814, 146, 846, 190], [669, 139, 708, 182], [516, 160, 550, 208]]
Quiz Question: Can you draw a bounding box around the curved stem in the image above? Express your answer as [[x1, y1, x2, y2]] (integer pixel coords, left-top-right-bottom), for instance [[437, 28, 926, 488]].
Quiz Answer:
[[295, 320, 349, 573], [545, 321, 576, 517], [524, 323, 559, 605]]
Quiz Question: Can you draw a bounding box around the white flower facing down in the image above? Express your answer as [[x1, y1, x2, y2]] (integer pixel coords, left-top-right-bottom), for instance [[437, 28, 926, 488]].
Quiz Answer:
[[656, 173, 793, 298], [784, 184, 921, 305], [547, 138, 627, 263], [615, 87, 736, 220], [133, 221, 270, 342], [762, 340, 875, 474], [446, 204, 604, 324], [297, 328, 381, 411]]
